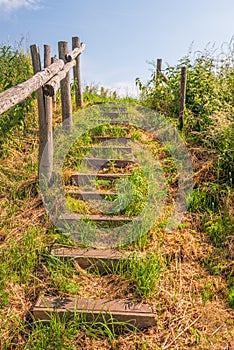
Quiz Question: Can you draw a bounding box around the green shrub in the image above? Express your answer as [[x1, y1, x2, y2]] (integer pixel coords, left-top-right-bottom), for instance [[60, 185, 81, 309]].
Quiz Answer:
[[0, 42, 34, 141]]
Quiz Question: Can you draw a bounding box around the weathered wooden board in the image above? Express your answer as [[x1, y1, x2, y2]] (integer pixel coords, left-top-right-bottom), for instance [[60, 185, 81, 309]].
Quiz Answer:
[[101, 112, 128, 118], [66, 190, 117, 200], [72, 172, 129, 185], [33, 296, 156, 329], [60, 214, 133, 222], [90, 119, 129, 125], [92, 136, 131, 143], [81, 158, 135, 169], [0, 57, 64, 115], [89, 146, 132, 156], [51, 247, 130, 273]]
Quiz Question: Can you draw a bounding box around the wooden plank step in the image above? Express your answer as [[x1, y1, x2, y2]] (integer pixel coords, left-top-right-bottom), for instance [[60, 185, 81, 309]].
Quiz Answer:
[[51, 247, 131, 273], [81, 158, 135, 169], [72, 173, 129, 185], [80, 146, 132, 155], [60, 214, 133, 222], [92, 136, 131, 143], [33, 296, 156, 329], [101, 111, 128, 118], [90, 119, 129, 125], [66, 190, 117, 200]]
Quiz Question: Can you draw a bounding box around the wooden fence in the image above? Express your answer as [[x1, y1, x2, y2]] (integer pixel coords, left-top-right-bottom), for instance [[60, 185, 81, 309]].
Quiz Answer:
[[0, 44, 187, 179], [156, 58, 187, 130], [0, 37, 85, 178]]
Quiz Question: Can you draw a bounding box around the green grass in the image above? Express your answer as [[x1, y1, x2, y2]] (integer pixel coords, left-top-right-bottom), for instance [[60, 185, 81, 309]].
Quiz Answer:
[[113, 253, 162, 298], [24, 311, 137, 350], [1, 39, 234, 349]]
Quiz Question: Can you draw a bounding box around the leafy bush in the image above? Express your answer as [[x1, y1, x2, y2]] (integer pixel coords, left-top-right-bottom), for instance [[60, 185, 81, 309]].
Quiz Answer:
[[0, 41, 34, 141]]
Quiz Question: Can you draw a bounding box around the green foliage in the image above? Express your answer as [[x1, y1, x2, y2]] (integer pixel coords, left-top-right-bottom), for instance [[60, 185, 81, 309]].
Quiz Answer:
[[228, 286, 234, 308], [201, 283, 214, 304], [42, 254, 81, 294], [0, 42, 34, 141], [82, 83, 118, 105], [136, 41, 234, 186], [117, 253, 162, 298], [0, 227, 44, 307], [25, 312, 135, 350], [203, 214, 233, 247]]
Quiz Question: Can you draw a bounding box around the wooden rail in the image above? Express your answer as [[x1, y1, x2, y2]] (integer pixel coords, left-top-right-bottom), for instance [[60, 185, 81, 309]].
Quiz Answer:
[[156, 58, 187, 128], [0, 36, 85, 179]]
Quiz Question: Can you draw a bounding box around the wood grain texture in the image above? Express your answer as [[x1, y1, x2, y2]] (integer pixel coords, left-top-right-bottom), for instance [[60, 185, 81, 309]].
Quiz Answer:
[[33, 295, 156, 329], [58, 41, 72, 129], [81, 158, 135, 169], [0, 52, 64, 115], [66, 190, 118, 200], [72, 37, 83, 108], [42, 44, 53, 179], [72, 172, 129, 185], [44, 60, 76, 96], [51, 247, 131, 273], [30, 45, 46, 171], [59, 213, 133, 222]]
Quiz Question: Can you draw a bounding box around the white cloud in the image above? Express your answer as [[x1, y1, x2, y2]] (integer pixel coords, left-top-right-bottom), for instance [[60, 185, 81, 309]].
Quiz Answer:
[[0, 0, 40, 12]]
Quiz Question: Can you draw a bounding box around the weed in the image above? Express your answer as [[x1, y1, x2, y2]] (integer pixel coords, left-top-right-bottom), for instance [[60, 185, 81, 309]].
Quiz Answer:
[[116, 253, 162, 298]]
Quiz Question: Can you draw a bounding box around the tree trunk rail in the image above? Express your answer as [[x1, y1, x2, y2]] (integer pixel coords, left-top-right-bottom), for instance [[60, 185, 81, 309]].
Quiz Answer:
[[0, 42, 85, 115], [0, 36, 85, 180]]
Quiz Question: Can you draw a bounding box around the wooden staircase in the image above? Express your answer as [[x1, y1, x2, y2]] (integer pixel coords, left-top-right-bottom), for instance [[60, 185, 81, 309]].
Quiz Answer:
[[33, 108, 156, 330]]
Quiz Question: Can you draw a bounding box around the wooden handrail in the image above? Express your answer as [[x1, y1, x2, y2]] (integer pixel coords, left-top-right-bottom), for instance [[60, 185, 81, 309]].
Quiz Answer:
[[44, 60, 76, 96], [0, 59, 64, 115], [0, 43, 86, 115], [65, 42, 86, 62]]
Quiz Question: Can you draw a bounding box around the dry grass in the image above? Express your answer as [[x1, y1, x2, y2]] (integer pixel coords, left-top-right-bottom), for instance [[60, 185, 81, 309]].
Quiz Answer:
[[0, 106, 233, 349]]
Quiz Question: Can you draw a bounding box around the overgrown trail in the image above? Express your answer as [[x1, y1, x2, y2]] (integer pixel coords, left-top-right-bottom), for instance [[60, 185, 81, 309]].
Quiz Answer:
[[0, 103, 233, 349]]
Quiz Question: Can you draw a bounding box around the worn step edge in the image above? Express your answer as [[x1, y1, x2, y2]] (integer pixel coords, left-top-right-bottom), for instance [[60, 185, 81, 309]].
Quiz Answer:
[[66, 191, 118, 200], [33, 296, 156, 329], [72, 173, 130, 184], [92, 136, 131, 143], [90, 119, 129, 125], [59, 214, 133, 222], [79, 146, 133, 154], [51, 247, 134, 273], [80, 158, 135, 169], [101, 112, 128, 118]]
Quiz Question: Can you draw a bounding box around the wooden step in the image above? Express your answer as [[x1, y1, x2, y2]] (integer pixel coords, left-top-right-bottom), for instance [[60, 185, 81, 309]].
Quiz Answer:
[[66, 190, 117, 200], [60, 213, 133, 222], [72, 173, 129, 185], [101, 111, 128, 118], [51, 247, 131, 273], [81, 158, 135, 169], [81, 146, 132, 156], [92, 136, 131, 143], [90, 119, 129, 125], [33, 296, 156, 329]]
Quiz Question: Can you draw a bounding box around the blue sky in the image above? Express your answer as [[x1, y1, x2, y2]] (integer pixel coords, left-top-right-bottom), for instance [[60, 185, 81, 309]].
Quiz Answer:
[[0, 0, 233, 96]]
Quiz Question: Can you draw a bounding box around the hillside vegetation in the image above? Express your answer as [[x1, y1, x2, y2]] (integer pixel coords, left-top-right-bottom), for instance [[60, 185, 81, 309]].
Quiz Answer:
[[0, 40, 233, 349]]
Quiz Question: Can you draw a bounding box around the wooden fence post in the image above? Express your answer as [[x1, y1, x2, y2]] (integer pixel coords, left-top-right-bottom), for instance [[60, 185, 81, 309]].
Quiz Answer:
[[43, 45, 53, 179], [58, 41, 73, 129], [30, 45, 46, 174], [179, 66, 187, 130], [156, 58, 168, 84], [156, 58, 162, 74], [51, 57, 57, 108], [72, 36, 83, 108]]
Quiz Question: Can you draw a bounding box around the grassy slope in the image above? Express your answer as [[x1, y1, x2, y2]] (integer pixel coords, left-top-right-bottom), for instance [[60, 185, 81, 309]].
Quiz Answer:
[[0, 97, 233, 350], [0, 44, 234, 348]]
